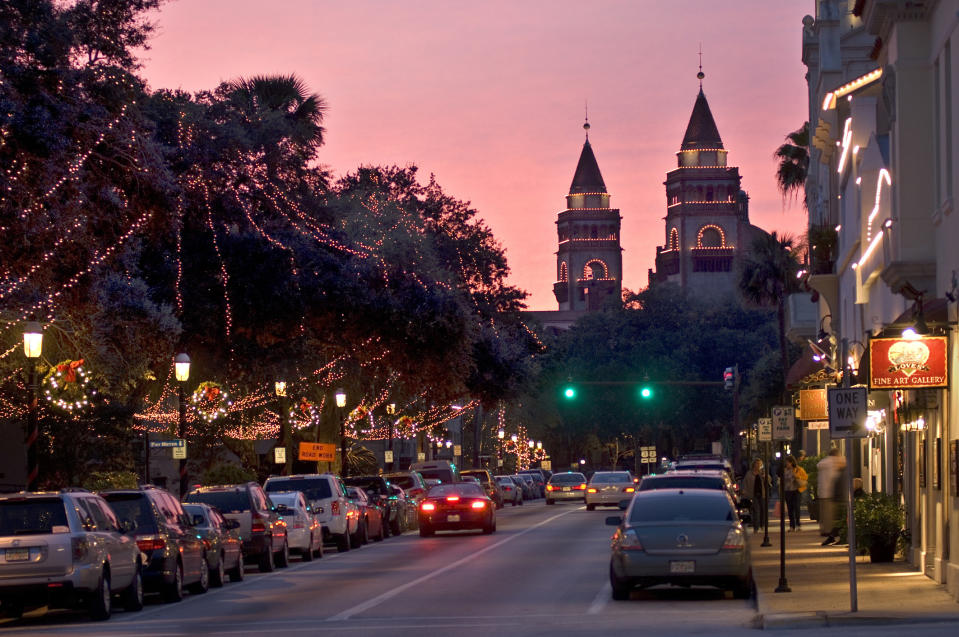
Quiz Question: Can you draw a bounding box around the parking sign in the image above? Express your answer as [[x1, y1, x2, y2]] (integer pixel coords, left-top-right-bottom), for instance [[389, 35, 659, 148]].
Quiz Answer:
[[758, 418, 772, 442], [771, 406, 795, 441]]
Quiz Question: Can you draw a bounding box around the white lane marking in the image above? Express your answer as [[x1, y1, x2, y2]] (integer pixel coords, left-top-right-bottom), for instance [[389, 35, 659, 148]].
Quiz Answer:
[[586, 580, 611, 614], [327, 508, 580, 621]]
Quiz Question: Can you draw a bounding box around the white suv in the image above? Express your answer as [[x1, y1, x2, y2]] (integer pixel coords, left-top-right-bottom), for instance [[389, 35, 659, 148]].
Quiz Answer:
[[264, 474, 357, 552], [0, 490, 144, 620]]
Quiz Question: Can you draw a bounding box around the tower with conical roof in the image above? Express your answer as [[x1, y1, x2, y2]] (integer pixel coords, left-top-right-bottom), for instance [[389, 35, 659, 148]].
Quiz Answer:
[[649, 70, 760, 296], [553, 120, 623, 311]]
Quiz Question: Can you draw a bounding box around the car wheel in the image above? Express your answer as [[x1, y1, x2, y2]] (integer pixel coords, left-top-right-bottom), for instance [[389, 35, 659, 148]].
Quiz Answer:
[[375, 520, 386, 542], [276, 541, 290, 568], [163, 560, 184, 602], [189, 555, 210, 594], [546, 499, 555, 505], [733, 572, 754, 599], [336, 531, 351, 552], [390, 518, 402, 536], [610, 564, 631, 601], [228, 555, 245, 582], [482, 515, 494, 534], [419, 524, 434, 537], [302, 534, 315, 561], [258, 545, 275, 573], [586, 504, 596, 511], [88, 569, 112, 620], [210, 552, 226, 587], [122, 563, 144, 611]]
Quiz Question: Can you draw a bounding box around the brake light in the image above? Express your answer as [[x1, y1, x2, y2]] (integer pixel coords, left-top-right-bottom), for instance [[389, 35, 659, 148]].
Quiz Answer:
[[71, 537, 90, 561], [575, 483, 587, 490], [135, 536, 166, 552], [470, 501, 486, 509], [618, 528, 644, 551], [546, 484, 554, 492], [503, 486, 512, 491], [202, 538, 212, 550], [623, 487, 635, 493], [331, 501, 340, 515], [251, 513, 267, 534], [446, 496, 460, 502], [587, 487, 598, 493], [421, 502, 436, 511], [722, 527, 745, 550]]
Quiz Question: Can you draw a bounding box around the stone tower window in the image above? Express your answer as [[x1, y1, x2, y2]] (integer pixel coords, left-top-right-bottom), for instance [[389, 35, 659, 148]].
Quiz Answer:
[[697, 224, 726, 248]]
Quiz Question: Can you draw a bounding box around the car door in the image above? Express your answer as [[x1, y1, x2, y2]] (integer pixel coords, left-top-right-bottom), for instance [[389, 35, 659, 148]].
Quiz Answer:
[[91, 497, 137, 587], [159, 492, 203, 581], [80, 497, 134, 588]]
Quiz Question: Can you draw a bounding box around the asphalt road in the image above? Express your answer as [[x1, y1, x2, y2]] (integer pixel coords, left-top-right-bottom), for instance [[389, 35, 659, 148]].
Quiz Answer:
[[0, 501, 760, 637]]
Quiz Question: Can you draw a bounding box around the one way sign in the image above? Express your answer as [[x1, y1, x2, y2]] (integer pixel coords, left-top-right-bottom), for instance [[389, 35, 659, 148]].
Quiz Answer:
[[828, 387, 868, 439]]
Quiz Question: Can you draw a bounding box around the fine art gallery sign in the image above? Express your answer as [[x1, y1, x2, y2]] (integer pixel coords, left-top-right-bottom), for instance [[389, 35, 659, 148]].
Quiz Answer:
[[869, 336, 948, 389]]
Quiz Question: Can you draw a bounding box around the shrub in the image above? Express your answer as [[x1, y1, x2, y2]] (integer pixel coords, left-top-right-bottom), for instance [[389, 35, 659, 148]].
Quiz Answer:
[[83, 470, 139, 491], [202, 463, 256, 485]]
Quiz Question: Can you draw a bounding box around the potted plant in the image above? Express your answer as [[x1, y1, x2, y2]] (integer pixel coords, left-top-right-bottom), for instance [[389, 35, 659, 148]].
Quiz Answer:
[[853, 492, 905, 562]]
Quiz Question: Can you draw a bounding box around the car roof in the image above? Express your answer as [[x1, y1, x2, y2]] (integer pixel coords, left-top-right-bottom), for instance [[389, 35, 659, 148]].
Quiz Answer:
[[634, 487, 730, 499]]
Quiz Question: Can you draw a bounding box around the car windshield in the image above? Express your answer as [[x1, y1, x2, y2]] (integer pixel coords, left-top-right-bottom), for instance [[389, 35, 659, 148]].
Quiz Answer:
[[101, 493, 157, 533], [265, 479, 332, 501], [344, 478, 385, 496], [385, 475, 416, 489], [550, 473, 586, 484], [428, 483, 485, 498], [0, 498, 68, 536], [629, 494, 734, 523], [639, 476, 725, 491], [460, 471, 489, 483], [185, 490, 250, 513], [182, 504, 209, 525], [590, 473, 631, 483]]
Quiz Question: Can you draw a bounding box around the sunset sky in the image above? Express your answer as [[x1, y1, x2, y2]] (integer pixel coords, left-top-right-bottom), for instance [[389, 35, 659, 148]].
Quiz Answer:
[[139, 1, 810, 310]]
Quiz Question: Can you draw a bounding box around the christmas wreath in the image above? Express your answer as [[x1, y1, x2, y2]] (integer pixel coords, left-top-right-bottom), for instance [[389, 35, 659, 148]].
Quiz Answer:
[[43, 359, 96, 411], [189, 381, 232, 422], [290, 397, 320, 431]]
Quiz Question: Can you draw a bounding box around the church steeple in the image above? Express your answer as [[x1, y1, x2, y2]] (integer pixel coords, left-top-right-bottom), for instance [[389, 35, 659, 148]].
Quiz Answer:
[[569, 139, 608, 195], [680, 88, 724, 151]]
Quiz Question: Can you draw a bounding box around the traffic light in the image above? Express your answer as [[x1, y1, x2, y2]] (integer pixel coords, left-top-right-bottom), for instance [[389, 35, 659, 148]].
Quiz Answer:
[[563, 385, 576, 399], [724, 366, 736, 390], [639, 385, 653, 399]]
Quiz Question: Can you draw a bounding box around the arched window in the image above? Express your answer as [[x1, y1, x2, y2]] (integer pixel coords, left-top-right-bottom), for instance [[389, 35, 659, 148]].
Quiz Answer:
[[668, 228, 679, 250], [696, 224, 726, 248], [583, 259, 609, 280], [559, 261, 568, 282]]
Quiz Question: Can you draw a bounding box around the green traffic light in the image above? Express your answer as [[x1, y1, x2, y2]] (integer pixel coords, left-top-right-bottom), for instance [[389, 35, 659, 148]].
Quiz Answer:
[[564, 387, 576, 399], [640, 386, 653, 399]]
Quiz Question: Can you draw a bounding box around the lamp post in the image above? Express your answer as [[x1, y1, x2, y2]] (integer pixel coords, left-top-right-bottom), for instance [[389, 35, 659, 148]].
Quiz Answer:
[[386, 403, 397, 471], [22, 321, 43, 491], [335, 388, 347, 476], [275, 381, 290, 475], [174, 353, 190, 499]]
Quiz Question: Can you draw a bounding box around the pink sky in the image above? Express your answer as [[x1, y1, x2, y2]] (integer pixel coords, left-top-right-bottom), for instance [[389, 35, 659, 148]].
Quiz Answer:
[[140, 1, 810, 310]]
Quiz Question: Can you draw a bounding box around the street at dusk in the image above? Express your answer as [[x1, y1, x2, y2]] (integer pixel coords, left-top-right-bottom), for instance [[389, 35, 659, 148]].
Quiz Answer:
[[3, 1, 959, 634]]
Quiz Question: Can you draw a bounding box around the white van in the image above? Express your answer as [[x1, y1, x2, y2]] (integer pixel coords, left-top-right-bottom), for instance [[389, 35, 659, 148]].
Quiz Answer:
[[409, 460, 460, 485]]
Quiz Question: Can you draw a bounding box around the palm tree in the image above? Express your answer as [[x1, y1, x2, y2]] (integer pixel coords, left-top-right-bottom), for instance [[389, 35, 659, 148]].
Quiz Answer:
[[774, 123, 809, 208], [738, 231, 801, 401]]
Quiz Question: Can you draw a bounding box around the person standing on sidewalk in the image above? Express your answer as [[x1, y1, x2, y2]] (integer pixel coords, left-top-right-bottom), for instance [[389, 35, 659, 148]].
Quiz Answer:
[[783, 455, 805, 531], [742, 458, 769, 533], [817, 447, 847, 545]]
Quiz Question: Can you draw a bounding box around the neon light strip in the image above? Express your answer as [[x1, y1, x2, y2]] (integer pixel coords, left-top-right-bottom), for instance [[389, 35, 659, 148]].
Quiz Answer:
[[837, 118, 853, 174]]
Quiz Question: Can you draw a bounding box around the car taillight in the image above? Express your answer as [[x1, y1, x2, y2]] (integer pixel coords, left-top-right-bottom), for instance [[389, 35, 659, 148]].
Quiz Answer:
[[623, 487, 635, 493], [331, 501, 340, 515], [722, 527, 745, 550], [502, 486, 512, 491], [575, 483, 587, 490], [470, 501, 486, 509], [618, 529, 644, 551], [202, 538, 212, 550], [71, 537, 90, 561], [421, 502, 436, 511], [135, 536, 166, 552], [251, 514, 267, 534], [587, 487, 598, 493], [546, 484, 555, 492], [446, 496, 460, 502]]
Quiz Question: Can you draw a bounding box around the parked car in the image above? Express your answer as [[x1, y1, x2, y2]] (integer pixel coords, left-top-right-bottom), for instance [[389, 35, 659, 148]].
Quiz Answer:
[[184, 483, 288, 572], [409, 460, 459, 485], [388, 484, 415, 531], [671, 456, 735, 481], [182, 503, 245, 585], [264, 491, 323, 561], [606, 488, 752, 600], [512, 474, 536, 500], [102, 485, 209, 601], [518, 470, 547, 497], [460, 469, 504, 509], [639, 470, 748, 522], [264, 474, 358, 552], [346, 487, 385, 544], [585, 471, 635, 510], [383, 471, 429, 510], [418, 482, 495, 536], [345, 475, 402, 536], [0, 490, 144, 620], [545, 472, 587, 505], [495, 475, 523, 506]]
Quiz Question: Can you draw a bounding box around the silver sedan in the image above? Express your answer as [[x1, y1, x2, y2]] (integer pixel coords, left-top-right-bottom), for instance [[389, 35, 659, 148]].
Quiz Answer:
[[606, 488, 752, 600], [585, 471, 635, 510]]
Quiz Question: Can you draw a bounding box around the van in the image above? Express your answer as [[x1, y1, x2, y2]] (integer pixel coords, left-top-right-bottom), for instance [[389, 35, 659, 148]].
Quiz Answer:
[[409, 460, 459, 485]]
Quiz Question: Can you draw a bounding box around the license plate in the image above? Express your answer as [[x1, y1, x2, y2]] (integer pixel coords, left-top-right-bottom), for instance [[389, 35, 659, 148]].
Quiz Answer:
[[447, 514, 461, 522], [670, 560, 695, 574], [562, 487, 571, 492], [5, 548, 29, 562]]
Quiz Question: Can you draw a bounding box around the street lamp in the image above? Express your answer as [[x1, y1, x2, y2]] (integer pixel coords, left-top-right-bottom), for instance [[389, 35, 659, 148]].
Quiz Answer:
[[22, 321, 43, 491], [174, 353, 190, 498], [497, 428, 505, 439], [528, 440, 534, 449], [510, 434, 518, 443], [537, 441, 542, 449], [275, 381, 290, 475], [334, 388, 347, 476], [386, 402, 397, 471]]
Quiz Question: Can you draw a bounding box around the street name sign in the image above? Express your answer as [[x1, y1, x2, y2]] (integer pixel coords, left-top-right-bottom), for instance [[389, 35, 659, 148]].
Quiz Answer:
[[771, 406, 795, 441], [149, 439, 185, 448], [807, 420, 830, 431], [758, 418, 772, 442], [828, 387, 868, 438], [298, 442, 335, 462]]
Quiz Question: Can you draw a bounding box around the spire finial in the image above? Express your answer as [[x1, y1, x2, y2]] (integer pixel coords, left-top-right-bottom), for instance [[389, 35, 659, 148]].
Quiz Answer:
[[697, 44, 705, 87], [583, 100, 590, 138]]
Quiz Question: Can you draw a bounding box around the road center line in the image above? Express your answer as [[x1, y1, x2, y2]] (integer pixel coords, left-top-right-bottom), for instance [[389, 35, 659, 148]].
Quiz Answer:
[[587, 580, 611, 615], [327, 508, 580, 621]]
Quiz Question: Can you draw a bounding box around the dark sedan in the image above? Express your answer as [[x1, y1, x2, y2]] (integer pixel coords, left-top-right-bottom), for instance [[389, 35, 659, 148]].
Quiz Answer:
[[418, 482, 495, 536], [182, 503, 245, 586]]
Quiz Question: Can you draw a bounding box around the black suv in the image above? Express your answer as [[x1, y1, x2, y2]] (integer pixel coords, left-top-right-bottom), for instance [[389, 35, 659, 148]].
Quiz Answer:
[[185, 483, 288, 572], [344, 476, 402, 536], [101, 486, 209, 602]]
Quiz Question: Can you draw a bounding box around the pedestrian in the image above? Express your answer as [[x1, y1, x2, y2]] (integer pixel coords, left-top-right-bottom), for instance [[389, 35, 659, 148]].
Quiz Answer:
[[817, 447, 847, 545], [741, 458, 769, 533], [783, 455, 805, 531]]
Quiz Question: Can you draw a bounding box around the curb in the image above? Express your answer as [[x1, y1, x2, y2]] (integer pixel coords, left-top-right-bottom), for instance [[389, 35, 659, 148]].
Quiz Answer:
[[758, 611, 959, 630]]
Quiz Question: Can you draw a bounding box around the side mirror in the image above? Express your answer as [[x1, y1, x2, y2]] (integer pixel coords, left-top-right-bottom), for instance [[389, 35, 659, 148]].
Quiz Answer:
[[605, 516, 622, 526], [618, 499, 631, 511], [192, 514, 204, 527]]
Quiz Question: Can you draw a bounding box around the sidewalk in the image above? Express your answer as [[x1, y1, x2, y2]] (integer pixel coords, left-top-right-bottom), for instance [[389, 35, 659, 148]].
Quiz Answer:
[[750, 509, 959, 629]]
